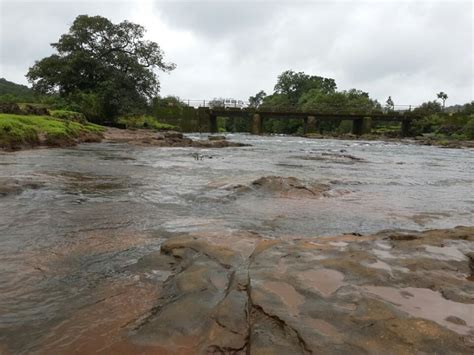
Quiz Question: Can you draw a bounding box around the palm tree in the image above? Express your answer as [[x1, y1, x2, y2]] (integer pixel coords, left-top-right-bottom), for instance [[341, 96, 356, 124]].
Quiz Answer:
[[436, 92, 448, 110]]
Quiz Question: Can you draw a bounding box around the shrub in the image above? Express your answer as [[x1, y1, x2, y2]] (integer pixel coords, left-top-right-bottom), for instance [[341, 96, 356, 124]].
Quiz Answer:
[[464, 117, 474, 140], [49, 110, 86, 123]]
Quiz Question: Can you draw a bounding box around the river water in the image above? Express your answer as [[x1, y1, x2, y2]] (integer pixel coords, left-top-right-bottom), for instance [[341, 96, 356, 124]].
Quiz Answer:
[[0, 134, 473, 353]]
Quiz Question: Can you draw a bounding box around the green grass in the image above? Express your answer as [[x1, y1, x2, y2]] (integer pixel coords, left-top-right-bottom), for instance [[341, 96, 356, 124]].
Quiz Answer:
[[117, 115, 177, 131], [49, 109, 86, 123], [0, 114, 105, 149]]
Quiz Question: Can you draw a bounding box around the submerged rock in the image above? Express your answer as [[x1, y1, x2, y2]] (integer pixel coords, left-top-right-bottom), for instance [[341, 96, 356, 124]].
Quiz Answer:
[[103, 128, 249, 148], [208, 135, 226, 141], [226, 176, 347, 199], [0, 178, 43, 197], [293, 152, 367, 164]]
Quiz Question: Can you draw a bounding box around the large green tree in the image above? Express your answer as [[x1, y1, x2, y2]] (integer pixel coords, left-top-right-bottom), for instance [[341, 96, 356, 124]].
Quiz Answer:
[[26, 15, 175, 122], [274, 70, 337, 105], [298, 88, 381, 113]]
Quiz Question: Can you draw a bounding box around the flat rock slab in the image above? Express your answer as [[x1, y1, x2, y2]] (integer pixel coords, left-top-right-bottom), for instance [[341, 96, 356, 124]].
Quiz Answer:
[[30, 227, 474, 354], [112, 226, 474, 354]]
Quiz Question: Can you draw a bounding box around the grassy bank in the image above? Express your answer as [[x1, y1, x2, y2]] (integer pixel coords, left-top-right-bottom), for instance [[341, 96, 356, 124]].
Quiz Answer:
[[0, 114, 104, 150]]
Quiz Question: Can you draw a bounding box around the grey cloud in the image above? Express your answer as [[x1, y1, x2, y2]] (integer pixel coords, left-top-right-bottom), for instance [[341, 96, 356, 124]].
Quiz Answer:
[[154, 1, 283, 39], [0, 0, 472, 105], [0, 0, 132, 81]]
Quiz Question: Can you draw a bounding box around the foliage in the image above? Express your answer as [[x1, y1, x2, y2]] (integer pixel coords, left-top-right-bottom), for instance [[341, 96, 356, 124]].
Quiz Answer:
[[460, 101, 474, 114], [436, 91, 448, 108], [463, 117, 474, 139], [251, 70, 380, 134], [385, 96, 394, 111], [49, 109, 86, 123], [248, 90, 266, 108], [274, 70, 336, 104], [117, 115, 177, 130], [413, 101, 443, 115], [0, 78, 37, 103], [152, 96, 187, 109], [26, 15, 175, 123], [260, 94, 292, 110], [411, 113, 472, 138], [299, 89, 381, 113], [0, 114, 103, 149], [337, 120, 353, 134]]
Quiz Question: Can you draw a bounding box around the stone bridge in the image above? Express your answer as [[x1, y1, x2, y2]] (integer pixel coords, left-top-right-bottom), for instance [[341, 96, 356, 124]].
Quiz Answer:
[[201, 107, 417, 136]]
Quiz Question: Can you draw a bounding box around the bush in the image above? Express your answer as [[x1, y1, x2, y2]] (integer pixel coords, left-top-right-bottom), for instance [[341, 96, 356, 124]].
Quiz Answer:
[[464, 117, 474, 139], [49, 110, 86, 123], [412, 114, 444, 135]]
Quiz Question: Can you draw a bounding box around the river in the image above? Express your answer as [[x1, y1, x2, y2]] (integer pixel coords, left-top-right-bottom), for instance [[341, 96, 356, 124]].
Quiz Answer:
[[1, 134, 473, 353]]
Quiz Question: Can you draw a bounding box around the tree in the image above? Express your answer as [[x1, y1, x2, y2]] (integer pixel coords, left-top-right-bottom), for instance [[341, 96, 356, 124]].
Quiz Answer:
[[436, 92, 448, 109], [26, 15, 175, 123], [248, 90, 266, 108], [413, 101, 443, 115], [298, 88, 380, 113], [260, 93, 292, 110], [385, 96, 394, 111], [274, 70, 336, 105], [152, 96, 187, 108]]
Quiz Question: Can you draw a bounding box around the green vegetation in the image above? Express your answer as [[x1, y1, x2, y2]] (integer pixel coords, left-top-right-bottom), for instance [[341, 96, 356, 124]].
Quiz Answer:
[[0, 12, 472, 142], [117, 115, 177, 131], [249, 70, 381, 134], [0, 78, 37, 103], [464, 118, 474, 140], [26, 15, 175, 124], [49, 110, 86, 123], [0, 114, 104, 150]]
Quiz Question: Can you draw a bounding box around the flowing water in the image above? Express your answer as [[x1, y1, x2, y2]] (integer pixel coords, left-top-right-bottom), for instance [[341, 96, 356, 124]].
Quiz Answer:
[[0, 134, 473, 353]]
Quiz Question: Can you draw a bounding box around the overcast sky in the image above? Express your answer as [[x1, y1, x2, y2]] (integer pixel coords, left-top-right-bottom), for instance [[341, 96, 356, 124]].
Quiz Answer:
[[1, 0, 473, 105]]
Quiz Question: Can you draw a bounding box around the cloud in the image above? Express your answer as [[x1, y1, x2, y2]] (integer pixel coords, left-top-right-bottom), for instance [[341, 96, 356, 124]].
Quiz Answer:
[[0, 0, 472, 105]]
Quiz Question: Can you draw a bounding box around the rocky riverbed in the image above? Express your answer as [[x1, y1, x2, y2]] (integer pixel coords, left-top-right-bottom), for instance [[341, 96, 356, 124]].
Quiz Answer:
[[103, 128, 249, 148], [28, 226, 474, 354], [1, 134, 473, 353]]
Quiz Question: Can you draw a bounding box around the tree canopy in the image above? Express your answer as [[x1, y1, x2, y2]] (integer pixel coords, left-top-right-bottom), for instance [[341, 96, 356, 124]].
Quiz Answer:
[[274, 70, 337, 104], [248, 90, 267, 108], [26, 15, 175, 122]]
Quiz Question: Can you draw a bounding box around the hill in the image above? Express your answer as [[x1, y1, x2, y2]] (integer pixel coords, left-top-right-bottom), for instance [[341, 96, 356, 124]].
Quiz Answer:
[[0, 78, 35, 102], [0, 78, 33, 95]]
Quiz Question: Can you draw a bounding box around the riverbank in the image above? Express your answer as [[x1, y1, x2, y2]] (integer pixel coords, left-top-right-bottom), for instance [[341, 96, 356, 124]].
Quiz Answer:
[[0, 114, 250, 151], [0, 114, 104, 151]]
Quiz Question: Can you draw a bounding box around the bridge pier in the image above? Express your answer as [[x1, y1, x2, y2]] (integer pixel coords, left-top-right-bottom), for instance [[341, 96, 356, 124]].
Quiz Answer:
[[352, 117, 371, 136], [401, 120, 412, 137], [251, 113, 263, 135], [304, 116, 319, 134], [209, 113, 218, 134]]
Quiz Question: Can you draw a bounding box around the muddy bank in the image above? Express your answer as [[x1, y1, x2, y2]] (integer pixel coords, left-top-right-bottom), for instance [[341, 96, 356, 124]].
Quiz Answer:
[[104, 128, 250, 148], [16, 226, 473, 354]]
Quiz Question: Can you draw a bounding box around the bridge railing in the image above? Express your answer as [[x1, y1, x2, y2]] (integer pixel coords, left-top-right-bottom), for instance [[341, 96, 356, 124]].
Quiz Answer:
[[176, 99, 418, 116]]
